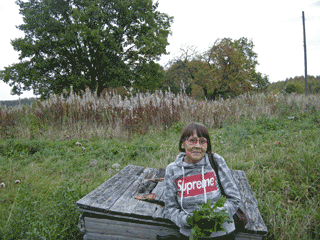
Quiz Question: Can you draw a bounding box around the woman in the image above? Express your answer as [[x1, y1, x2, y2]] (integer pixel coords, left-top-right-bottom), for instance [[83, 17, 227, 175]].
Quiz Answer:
[[163, 123, 241, 239]]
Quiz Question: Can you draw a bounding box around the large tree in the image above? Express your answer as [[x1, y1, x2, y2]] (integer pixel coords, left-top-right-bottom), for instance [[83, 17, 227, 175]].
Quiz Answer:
[[1, 0, 173, 99], [202, 37, 264, 99], [165, 38, 269, 100]]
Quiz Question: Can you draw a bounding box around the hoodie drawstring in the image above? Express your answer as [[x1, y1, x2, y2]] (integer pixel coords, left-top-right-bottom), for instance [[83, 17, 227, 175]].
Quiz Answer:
[[202, 165, 207, 203], [181, 166, 189, 214], [180, 161, 208, 214]]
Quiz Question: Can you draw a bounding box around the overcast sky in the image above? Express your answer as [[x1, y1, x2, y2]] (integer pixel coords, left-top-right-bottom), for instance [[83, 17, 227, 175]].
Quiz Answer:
[[0, 0, 319, 101]]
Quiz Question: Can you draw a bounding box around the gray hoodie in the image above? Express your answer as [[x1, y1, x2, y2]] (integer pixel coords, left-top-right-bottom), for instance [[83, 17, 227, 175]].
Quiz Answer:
[[163, 152, 241, 238]]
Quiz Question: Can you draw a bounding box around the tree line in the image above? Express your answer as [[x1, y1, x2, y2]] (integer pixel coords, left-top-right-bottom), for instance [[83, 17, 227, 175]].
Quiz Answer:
[[267, 75, 320, 95], [1, 0, 301, 102]]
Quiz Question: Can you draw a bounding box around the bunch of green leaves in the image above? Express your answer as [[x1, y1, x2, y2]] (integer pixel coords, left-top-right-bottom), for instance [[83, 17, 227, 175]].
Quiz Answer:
[[186, 197, 232, 240]]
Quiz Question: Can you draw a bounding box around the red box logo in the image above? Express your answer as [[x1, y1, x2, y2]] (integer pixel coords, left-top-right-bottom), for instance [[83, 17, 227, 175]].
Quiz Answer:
[[174, 171, 217, 197]]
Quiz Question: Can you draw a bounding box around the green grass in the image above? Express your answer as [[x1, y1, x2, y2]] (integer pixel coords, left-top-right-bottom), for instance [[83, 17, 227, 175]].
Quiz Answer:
[[0, 93, 320, 239]]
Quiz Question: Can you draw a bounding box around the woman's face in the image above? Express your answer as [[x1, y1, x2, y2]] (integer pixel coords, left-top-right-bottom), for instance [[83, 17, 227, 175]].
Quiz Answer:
[[181, 130, 208, 164]]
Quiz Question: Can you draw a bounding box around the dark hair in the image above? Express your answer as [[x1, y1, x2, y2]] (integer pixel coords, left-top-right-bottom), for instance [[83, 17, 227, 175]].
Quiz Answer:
[[179, 122, 212, 153]]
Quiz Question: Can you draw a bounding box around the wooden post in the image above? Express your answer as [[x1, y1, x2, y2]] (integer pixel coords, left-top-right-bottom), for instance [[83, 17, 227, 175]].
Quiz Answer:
[[302, 11, 308, 96]]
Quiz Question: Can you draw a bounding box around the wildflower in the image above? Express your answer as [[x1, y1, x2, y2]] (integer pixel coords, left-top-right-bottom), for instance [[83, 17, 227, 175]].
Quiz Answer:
[[277, 141, 281, 145]]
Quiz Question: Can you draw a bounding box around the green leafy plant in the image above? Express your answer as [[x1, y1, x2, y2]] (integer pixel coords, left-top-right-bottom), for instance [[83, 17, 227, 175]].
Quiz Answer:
[[186, 197, 232, 240], [170, 121, 184, 133]]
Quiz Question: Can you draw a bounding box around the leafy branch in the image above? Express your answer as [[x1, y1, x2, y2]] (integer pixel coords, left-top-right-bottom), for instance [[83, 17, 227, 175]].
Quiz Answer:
[[186, 197, 232, 240]]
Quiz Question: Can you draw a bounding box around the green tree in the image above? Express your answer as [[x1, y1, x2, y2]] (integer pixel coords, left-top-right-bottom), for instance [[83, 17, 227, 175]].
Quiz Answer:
[[0, 0, 173, 99], [203, 38, 260, 99], [253, 72, 270, 91], [164, 38, 265, 100], [285, 84, 297, 94], [133, 61, 165, 93], [285, 83, 304, 94]]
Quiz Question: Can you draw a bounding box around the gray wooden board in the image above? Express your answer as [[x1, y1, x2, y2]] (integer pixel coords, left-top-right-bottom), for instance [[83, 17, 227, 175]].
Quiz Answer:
[[151, 205, 165, 220], [84, 232, 143, 240], [136, 168, 165, 193], [131, 168, 160, 216], [109, 167, 155, 214], [84, 217, 179, 239], [77, 165, 144, 210], [77, 165, 136, 208], [92, 165, 144, 210], [235, 232, 265, 240], [231, 170, 267, 233], [138, 168, 159, 193], [79, 208, 176, 227], [151, 180, 165, 202], [149, 170, 166, 219]]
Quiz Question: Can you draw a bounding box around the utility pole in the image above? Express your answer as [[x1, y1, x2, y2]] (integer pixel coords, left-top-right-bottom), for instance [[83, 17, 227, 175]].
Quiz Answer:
[[302, 11, 308, 96]]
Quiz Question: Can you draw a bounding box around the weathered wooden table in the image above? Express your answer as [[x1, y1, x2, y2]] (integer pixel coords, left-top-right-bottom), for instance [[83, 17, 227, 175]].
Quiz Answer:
[[77, 164, 268, 240]]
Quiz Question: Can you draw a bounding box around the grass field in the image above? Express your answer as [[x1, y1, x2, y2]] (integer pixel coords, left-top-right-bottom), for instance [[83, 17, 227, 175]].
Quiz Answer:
[[0, 90, 319, 239]]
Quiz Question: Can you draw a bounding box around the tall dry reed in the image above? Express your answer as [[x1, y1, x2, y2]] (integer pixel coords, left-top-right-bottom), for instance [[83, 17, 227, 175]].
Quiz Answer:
[[1, 88, 319, 140]]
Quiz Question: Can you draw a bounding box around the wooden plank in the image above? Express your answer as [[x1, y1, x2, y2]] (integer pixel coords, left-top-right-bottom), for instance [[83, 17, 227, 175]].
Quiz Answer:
[[152, 168, 166, 201], [109, 167, 155, 214], [83, 228, 265, 240], [131, 168, 160, 216], [77, 165, 136, 208], [83, 217, 265, 240], [154, 169, 166, 204], [151, 205, 165, 220], [152, 180, 166, 203], [231, 170, 268, 233], [146, 168, 165, 193], [136, 168, 164, 194], [235, 232, 265, 240], [84, 217, 179, 240], [84, 217, 265, 240], [79, 208, 175, 227], [77, 165, 144, 209], [91, 165, 144, 210], [231, 170, 248, 211], [84, 232, 143, 240]]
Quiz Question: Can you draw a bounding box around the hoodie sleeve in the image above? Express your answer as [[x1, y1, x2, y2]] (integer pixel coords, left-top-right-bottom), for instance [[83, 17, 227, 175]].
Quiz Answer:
[[163, 165, 191, 228], [214, 154, 241, 218]]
